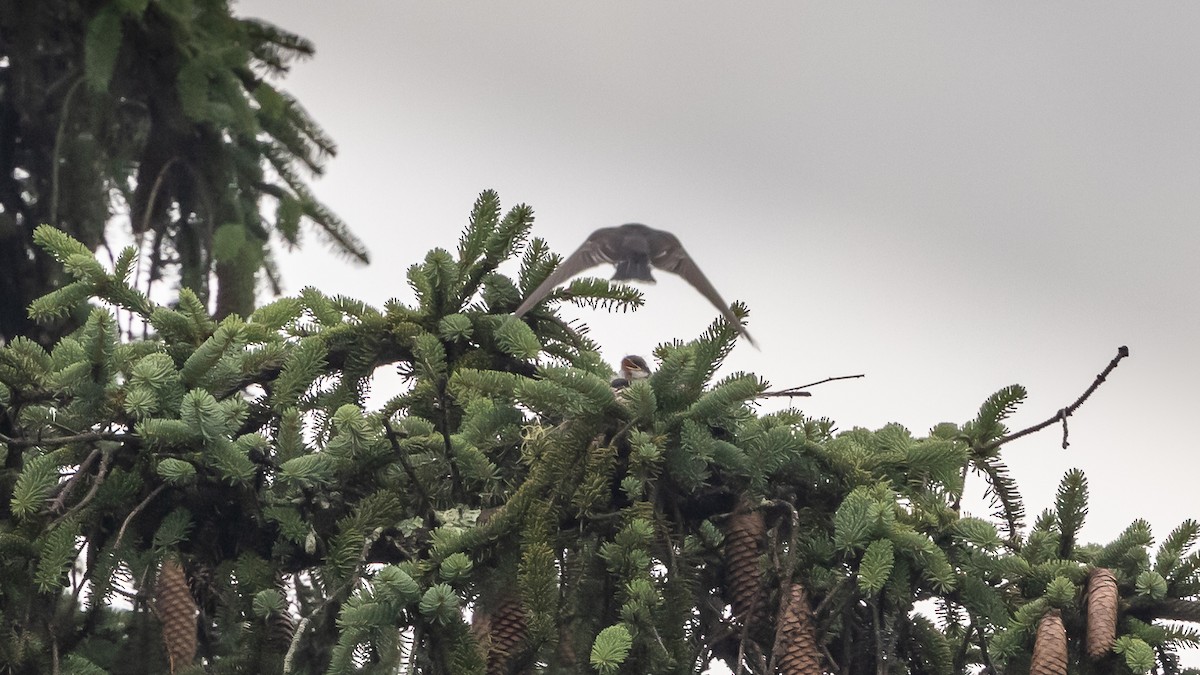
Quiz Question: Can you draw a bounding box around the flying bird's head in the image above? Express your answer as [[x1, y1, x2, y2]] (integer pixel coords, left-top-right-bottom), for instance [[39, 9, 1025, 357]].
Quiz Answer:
[[510, 223, 756, 348]]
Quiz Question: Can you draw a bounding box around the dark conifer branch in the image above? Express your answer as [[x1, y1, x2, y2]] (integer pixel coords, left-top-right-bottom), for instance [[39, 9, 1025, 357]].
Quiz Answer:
[[984, 346, 1130, 451], [1142, 597, 1200, 623], [383, 419, 437, 528], [0, 430, 132, 449]]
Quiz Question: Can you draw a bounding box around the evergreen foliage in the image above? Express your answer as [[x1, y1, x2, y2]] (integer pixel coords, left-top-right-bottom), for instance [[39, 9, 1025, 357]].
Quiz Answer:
[[0, 194, 1197, 675], [0, 0, 364, 346]]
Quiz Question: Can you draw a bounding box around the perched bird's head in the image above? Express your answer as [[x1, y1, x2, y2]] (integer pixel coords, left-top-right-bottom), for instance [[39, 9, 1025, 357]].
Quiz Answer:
[[611, 355, 652, 390], [620, 355, 651, 381]]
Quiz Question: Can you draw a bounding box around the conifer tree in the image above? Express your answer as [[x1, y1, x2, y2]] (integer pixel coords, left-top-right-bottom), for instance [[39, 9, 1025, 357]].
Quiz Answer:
[[0, 0, 364, 346], [1, 193, 1199, 675]]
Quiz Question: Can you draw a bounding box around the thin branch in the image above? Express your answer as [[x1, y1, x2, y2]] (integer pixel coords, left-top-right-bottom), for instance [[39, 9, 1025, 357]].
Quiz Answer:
[[762, 389, 810, 398], [49, 448, 101, 512], [953, 616, 974, 672], [137, 156, 181, 235], [871, 599, 885, 675], [813, 574, 850, 622], [760, 373, 865, 398], [111, 484, 167, 552], [50, 77, 84, 227], [734, 564, 771, 675], [53, 450, 113, 524], [983, 345, 1130, 452], [436, 391, 466, 498], [822, 644, 840, 674], [974, 623, 996, 675], [283, 615, 314, 673], [284, 536, 374, 674], [383, 419, 437, 528], [734, 610, 751, 675], [0, 430, 134, 449]]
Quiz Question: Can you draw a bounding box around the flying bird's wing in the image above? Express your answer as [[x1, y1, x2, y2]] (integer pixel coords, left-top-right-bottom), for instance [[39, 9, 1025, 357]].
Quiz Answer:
[[648, 230, 758, 347], [512, 229, 615, 317]]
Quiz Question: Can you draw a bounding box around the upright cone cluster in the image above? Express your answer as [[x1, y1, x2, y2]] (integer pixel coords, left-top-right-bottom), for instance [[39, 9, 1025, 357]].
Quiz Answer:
[[155, 557, 198, 673], [1086, 567, 1118, 659], [773, 581, 824, 675], [724, 500, 767, 627], [473, 593, 528, 675], [1030, 609, 1068, 675]]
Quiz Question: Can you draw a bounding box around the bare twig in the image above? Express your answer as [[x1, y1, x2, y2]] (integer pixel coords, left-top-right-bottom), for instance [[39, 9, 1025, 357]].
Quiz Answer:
[[813, 575, 850, 621], [984, 346, 1130, 452], [734, 616, 749, 675], [111, 485, 167, 552], [50, 77, 84, 228], [822, 644, 840, 674], [53, 451, 113, 524], [137, 156, 181, 236], [284, 537, 375, 674], [49, 448, 101, 512], [760, 373, 865, 398], [953, 615, 973, 671], [975, 623, 996, 675]]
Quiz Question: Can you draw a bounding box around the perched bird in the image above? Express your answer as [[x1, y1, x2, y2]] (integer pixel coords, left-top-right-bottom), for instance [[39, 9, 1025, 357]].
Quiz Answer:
[[513, 224, 757, 346], [610, 354, 652, 390]]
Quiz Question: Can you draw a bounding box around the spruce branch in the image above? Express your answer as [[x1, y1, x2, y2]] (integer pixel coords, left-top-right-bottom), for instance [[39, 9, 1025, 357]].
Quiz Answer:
[[983, 346, 1130, 452], [760, 373, 865, 398], [214, 324, 539, 402]]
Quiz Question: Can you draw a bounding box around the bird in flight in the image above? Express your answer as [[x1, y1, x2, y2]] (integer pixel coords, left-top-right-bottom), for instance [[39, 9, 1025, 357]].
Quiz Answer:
[[513, 224, 756, 346], [610, 354, 652, 390]]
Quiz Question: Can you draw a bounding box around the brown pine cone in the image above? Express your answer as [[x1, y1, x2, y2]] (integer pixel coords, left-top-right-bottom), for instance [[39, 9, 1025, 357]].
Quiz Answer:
[[773, 581, 824, 675], [1086, 568, 1118, 659], [155, 557, 198, 673], [472, 593, 528, 675], [1030, 609, 1068, 675], [725, 498, 767, 627]]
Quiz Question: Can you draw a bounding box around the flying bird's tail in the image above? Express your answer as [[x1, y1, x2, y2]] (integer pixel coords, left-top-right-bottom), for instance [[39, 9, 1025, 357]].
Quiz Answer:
[[611, 259, 656, 283]]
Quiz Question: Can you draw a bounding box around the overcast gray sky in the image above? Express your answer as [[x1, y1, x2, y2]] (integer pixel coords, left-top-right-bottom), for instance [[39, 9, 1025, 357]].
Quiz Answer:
[[238, 0, 1200, 657]]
